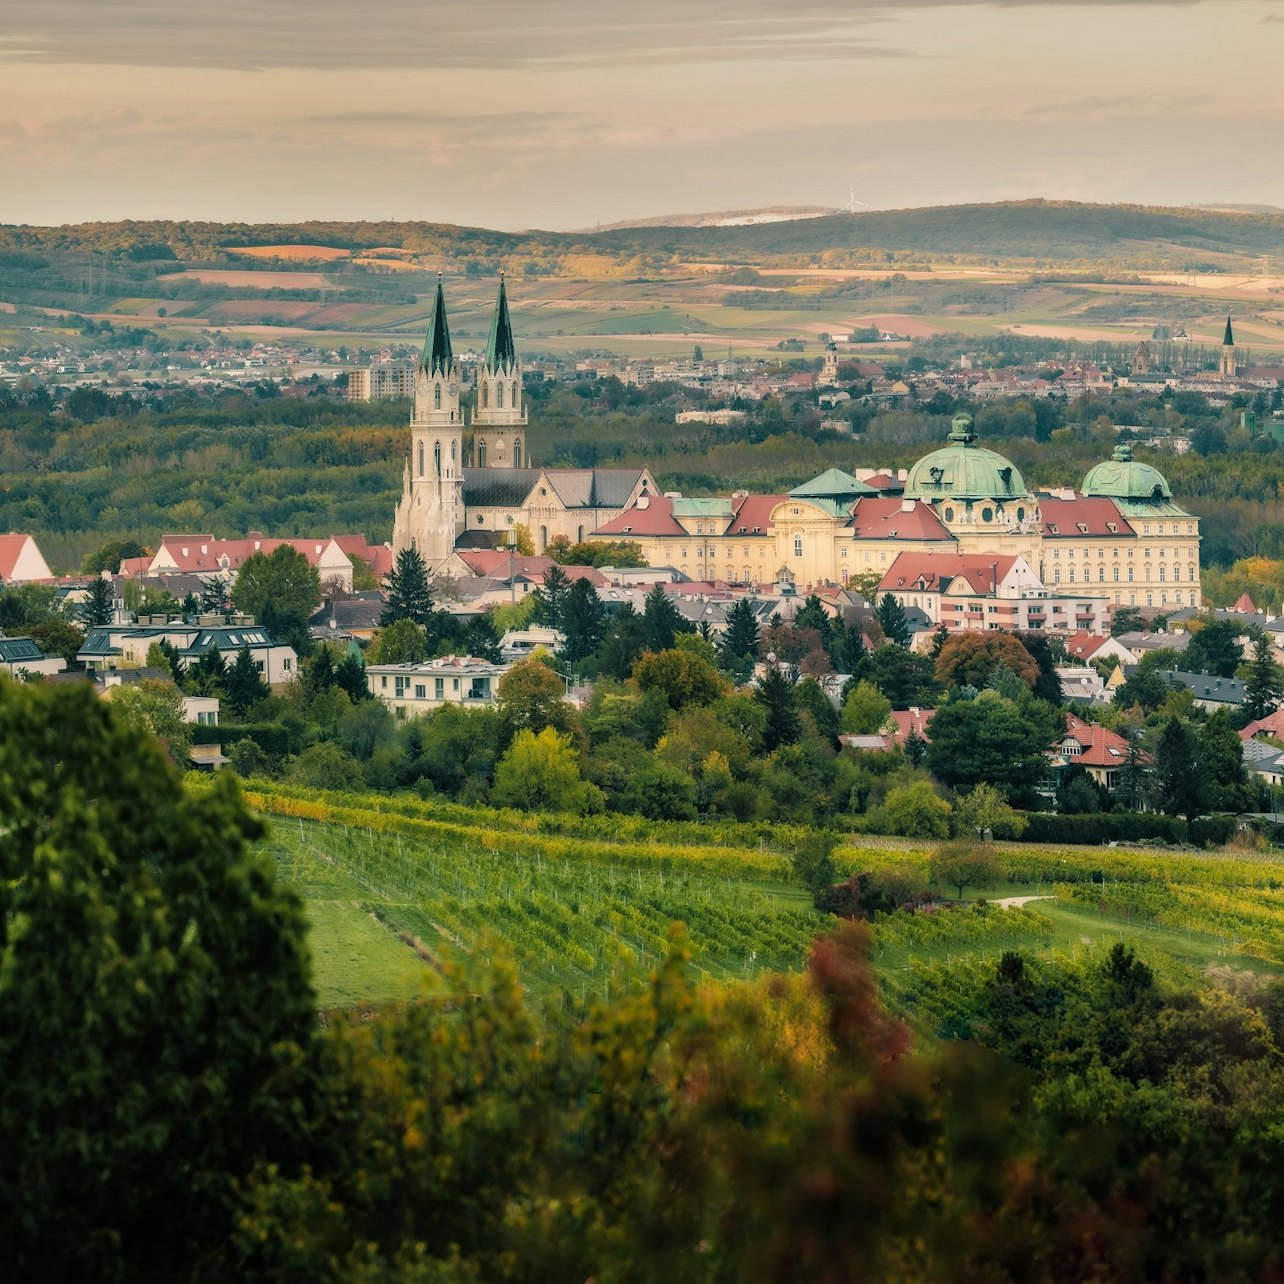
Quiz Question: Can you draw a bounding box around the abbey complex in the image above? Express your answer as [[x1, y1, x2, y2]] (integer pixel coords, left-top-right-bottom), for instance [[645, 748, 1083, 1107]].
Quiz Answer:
[[394, 281, 1201, 615]]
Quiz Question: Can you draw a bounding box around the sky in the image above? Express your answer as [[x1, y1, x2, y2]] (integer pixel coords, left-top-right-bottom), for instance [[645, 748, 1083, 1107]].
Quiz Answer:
[[1, 0, 1282, 229]]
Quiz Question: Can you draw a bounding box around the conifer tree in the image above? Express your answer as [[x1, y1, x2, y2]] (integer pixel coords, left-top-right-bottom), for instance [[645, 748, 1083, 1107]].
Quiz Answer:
[[877, 593, 911, 647], [535, 565, 571, 630], [720, 597, 761, 665], [1244, 633, 1283, 723], [78, 576, 115, 628], [560, 578, 606, 664], [757, 666, 801, 752], [224, 644, 269, 717], [642, 582, 685, 653], [381, 547, 434, 627], [1151, 716, 1204, 821]]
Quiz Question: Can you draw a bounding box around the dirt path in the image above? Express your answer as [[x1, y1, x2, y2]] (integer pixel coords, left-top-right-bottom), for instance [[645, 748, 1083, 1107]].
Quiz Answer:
[[994, 894, 1053, 909]]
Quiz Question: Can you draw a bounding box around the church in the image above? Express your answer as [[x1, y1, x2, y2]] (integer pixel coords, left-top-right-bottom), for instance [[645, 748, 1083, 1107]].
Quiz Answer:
[[392, 278, 655, 570]]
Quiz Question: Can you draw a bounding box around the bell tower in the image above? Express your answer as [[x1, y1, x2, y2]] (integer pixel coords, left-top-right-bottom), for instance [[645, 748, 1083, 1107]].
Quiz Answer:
[[392, 276, 464, 566], [1220, 315, 1238, 379], [470, 274, 527, 469]]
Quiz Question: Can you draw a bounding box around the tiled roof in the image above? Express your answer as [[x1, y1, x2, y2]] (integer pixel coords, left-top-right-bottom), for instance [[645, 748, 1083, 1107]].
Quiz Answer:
[[593, 494, 686, 537], [1039, 495, 1135, 538], [462, 468, 539, 507], [1057, 712, 1142, 767], [878, 550, 1019, 595], [728, 495, 787, 535], [847, 498, 952, 542]]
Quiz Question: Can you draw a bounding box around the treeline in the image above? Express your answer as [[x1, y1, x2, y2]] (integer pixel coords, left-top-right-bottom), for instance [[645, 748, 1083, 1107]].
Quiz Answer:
[[9, 676, 1284, 1281]]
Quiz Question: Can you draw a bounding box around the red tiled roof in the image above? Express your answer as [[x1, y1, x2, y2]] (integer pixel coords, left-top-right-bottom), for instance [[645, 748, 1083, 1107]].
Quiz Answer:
[[454, 551, 607, 586], [878, 550, 1019, 595], [728, 494, 787, 535], [1063, 631, 1110, 660], [592, 494, 686, 537], [1057, 712, 1143, 767], [1040, 496, 1135, 538], [1233, 592, 1259, 614], [848, 498, 952, 542], [0, 534, 47, 580], [1240, 710, 1284, 742], [889, 708, 934, 746], [860, 472, 903, 492]]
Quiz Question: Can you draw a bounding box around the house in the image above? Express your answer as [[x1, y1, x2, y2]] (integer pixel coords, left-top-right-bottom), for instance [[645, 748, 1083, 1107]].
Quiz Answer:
[[0, 533, 53, 584], [0, 634, 65, 678], [1055, 666, 1107, 703], [308, 594, 384, 643], [1239, 710, 1284, 743], [838, 707, 935, 755], [366, 654, 511, 717], [1050, 713, 1145, 791], [1062, 632, 1133, 667], [78, 620, 298, 686], [1242, 737, 1284, 788], [146, 532, 383, 591], [1112, 667, 1247, 711]]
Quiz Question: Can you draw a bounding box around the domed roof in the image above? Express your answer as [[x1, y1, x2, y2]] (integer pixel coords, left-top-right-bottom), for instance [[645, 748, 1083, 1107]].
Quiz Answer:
[[1082, 444, 1172, 501], [903, 413, 1027, 502]]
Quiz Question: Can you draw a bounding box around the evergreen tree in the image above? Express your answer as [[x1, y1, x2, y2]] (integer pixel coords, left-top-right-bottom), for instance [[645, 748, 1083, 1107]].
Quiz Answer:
[[535, 565, 571, 630], [224, 644, 269, 717], [1201, 708, 1253, 812], [464, 615, 502, 663], [757, 666, 801, 752], [78, 577, 115, 628], [794, 594, 829, 633], [1151, 716, 1204, 821], [185, 646, 226, 697], [1244, 633, 1283, 723], [560, 578, 607, 664], [335, 652, 370, 704], [200, 575, 233, 619], [642, 582, 685, 653], [720, 597, 761, 664], [877, 593, 911, 647], [834, 620, 867, 675], [306, 647, 337, 698], [381, 547, 434, 627], [904, 726, 928, 766], [596, 604, 648, 680], [1115, 734, 1148, 812]]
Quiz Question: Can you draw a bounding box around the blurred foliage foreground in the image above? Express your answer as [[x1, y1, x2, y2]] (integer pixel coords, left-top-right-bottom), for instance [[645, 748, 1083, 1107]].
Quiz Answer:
[[5, 676, 1284, 1282]]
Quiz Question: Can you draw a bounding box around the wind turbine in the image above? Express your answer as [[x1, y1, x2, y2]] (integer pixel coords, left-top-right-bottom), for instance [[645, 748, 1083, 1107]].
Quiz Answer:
[[844, 184, 870, 214]]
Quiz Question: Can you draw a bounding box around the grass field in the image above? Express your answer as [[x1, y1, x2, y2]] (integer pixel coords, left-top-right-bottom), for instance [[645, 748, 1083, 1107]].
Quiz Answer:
[[249, 788, 1284, 1017]]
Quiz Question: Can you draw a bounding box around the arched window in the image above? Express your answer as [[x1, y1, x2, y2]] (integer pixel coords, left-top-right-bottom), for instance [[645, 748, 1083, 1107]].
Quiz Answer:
[[418, 441, 424, 476], [451, 440, 457, 462], [433, 442, 441, 475], [481, 383, 488, 409], [434, 383, 441, 410], [539, 525, 548, 551], [512, 380, 518, 406], [496, 383, 504, 409], [513, 441, 522, 468], [477, 439, 487, 467], [577, 526, 584, 542]]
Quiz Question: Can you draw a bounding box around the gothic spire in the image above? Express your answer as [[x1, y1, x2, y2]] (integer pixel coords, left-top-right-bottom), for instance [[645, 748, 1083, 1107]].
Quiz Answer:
[[422, 276, 453, 377], [1223, 315, 1235, 347], [485, 274, 517, 372]]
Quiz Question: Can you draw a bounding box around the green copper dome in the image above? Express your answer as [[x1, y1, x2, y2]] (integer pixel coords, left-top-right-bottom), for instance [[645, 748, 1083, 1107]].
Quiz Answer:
[[903, 413, 1027, 502], [1082, 444, 1172, 501]]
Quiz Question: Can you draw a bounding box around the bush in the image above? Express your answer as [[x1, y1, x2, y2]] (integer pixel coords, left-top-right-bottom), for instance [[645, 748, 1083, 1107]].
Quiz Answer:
[[192, 721, 290, 758], [1022, 812, 1235, 847]]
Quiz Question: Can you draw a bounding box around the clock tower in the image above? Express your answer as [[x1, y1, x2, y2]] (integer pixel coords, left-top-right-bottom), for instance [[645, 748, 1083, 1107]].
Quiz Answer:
[[471, 274, 527, 469], [392, 276, 464, 566]]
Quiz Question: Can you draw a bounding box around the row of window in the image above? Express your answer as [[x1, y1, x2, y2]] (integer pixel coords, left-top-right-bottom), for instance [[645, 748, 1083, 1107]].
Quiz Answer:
[[478, 381, 519, 409], [1052, 546, 1195, 560], [1050, 563, 1196, 584]]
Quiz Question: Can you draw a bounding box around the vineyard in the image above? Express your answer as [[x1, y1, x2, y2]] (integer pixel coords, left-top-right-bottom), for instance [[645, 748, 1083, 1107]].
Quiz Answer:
[[242, 784, 1284, 1014]]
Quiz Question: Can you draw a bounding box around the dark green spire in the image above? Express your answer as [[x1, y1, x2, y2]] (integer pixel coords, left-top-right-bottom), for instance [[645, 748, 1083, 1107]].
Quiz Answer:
[[1223, 315, 1235, 347], [485, 274, 517, 372], [421, 276, 453, 377]]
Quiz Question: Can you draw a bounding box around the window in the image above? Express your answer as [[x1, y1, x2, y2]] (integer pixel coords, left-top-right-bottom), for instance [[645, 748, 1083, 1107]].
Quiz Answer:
[[1159, 566, 1166, 582], [1113, 566, 1120, 582], [418, 441, 424, 475], [1054, 569, 1061, 584], [496, 382, 504, 408], [481, 383, 488, 408], [1173, 565, 1181, 581], [415, 684, 426, 699], [514, 441, 521, 467], [434, 442, 442, 475], [1068, 567, 1075, 583], [381, 676, 387, 689], [1098, 567, 1105, 583], [434, 678, 445, 699], [434, 383, 441, 409], [793, 536, 803, 558], [512, 380, 518, 405], [477, 439, 487, 467]]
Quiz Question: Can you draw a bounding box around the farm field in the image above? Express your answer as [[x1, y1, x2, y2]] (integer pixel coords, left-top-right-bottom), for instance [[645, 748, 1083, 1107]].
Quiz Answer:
[[248, 785, 1284, 1019]]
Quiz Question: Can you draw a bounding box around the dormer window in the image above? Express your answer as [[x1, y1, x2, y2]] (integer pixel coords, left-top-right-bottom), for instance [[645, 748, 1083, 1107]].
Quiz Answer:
[[1077, 523, 1088, 534], [1106, 522, 1118, 533]]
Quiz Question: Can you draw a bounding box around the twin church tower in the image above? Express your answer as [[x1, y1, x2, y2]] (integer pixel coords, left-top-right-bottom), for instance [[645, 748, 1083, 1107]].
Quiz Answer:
[[392, 277, 527, 565]]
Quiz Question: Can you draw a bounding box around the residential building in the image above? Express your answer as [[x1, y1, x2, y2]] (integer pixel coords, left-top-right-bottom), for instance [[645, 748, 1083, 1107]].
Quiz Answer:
[[0, 635, 65, 677], [146, 532, 381, 591], [366, 654, 509, 717], [347, 361, 417, 402], [0, 533, 54, 583], [78, 620, 298, 685], [1050, 713, 1144, 792]]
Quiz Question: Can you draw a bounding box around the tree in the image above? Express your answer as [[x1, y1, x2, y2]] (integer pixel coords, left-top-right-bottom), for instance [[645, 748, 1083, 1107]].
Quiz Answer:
[[842, 679, 892, 734], [559, 578, 607, 664], [757, 666, 801, 752], [794, 676, 841, 745], [615, 760, 698, 820], [224, 644, 269, 717], [1243, 633, 1283, 723], [200, 574, 233, 618], [496, 655, 576, 738], [935, 632, 1038, 692], [1111, 606, 1146, 637], [78, 576, 115, 628], [368, 618, 427, 665], [1200, 709, 1254, 813], [720, 597, 761, 666], [1151, 716, 1204, 821], [381, 547, 434, 627], [81, 538, 146, 575], [876, 779, 952, 839], [1184, 619, 1242, 679], [925, 693, 1055, 802], [336, 700, 396, 763], [490, 727, 603, 814], [534, 565, 571, 629], [953, 782, 1028, 840], [632, 647, 728, 712], [109, 678, 193, 762], [335, 651, 371, 704], [929, 843, 1000, 900], [232, 545, 320, 656], [29, 617, 85, 669], [1115, 734, 1149, 811], [863, 644, 940, 710], [185, 645, 227, 697], [288, 742, 362, 790], [877, 593, 911, 646], [642, 582, 687, 653], [0, 680, 318, 1282]]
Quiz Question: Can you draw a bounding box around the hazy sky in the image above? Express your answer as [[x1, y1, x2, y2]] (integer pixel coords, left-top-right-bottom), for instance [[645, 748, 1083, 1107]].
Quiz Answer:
[[2, 0, 1282, 228]]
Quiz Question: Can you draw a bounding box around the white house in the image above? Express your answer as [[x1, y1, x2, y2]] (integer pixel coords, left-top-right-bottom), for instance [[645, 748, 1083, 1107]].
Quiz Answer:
[[79, 621, 298, 686], [0, 534, 54, 583], [366, 654, 510, 718], [0, 635, 65, 677]]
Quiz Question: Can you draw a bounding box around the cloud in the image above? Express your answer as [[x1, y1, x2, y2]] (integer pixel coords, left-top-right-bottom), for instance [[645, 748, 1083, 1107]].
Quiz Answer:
[[1023, 92, 1210, 117], [0, 0, 1240, 71]]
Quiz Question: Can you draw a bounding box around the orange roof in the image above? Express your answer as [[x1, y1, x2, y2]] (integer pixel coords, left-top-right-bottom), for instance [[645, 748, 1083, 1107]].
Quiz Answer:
[[1040, 496, 1135, 538], [878, 550, 1019, 595], [848, 498, 951, 542], [0, 534, 48, 581], [454, 551, 607, 586], [728, 494, 787, 535], [593, 494, 686, 538], [888, 708, 934, 745], [1240, 710, 1284, 742], [1233, 592, 1259, 614], [1063, 631, 1110, 660], [1058, 712, 1143, 767]]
